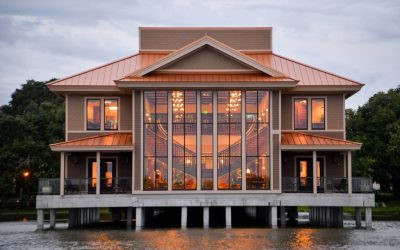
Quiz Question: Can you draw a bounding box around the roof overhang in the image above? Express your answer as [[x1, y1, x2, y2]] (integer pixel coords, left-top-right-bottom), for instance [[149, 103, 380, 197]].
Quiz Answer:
[[285, 85, 363, 97], [50, 145, 134, 152], [123, 35, 287, 78], [281, 145, 361, 151]]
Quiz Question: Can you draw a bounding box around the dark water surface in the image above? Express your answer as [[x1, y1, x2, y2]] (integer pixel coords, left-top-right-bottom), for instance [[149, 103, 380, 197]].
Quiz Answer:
[[0, 221, 399, 249]]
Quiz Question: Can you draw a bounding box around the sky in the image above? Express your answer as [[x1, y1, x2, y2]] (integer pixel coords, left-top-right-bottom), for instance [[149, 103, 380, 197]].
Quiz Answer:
[[0, 0, 399, 109]]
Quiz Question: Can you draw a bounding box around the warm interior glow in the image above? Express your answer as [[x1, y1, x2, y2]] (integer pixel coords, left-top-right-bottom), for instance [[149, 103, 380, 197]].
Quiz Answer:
[[300, 160, 308, 186], [312, 99, 325, 129], [294, 99, 307, 129], [87, 99, 101, 130], [104, 99, 118, 130], [91, 162, 97, 188], [22, 171, 30, 178]]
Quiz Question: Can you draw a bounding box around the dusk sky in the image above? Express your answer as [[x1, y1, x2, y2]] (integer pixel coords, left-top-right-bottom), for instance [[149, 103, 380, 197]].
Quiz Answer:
[[0, 0, 399, 109]]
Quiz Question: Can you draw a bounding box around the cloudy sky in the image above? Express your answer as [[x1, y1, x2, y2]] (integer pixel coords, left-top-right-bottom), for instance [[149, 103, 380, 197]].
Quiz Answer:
[[0, 0, 399, 109]]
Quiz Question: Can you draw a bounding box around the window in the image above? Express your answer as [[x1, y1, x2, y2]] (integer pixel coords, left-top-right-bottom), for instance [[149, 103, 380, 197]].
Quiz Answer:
[[217, 91, 242, 190], [311, 98, 325, 130], [294, 98, 308, 130], [172, 91, 197, 190], [104, 99, 118, 130], [245, 91, 270, 190], [143, 91, 168, 190], [87, 99, 101, 130], [201, 91, 213, 190]]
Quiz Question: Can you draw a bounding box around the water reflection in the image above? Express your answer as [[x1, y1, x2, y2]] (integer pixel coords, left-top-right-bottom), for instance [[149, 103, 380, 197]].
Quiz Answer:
[[0, 221, 400, 249]]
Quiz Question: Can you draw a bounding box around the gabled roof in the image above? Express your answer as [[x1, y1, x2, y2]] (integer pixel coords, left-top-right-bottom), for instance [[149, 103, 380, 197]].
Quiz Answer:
[[281, 132, 362, 150], [123, 35, 286, 78], [50, 133, 133, 151]]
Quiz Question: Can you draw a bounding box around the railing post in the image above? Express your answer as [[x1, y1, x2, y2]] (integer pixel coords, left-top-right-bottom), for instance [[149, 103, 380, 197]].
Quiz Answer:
[[312, 151, 317, 194], [60, 152, 65, 196], [96, 152, 101, 195], [347, 151, 352, 194]]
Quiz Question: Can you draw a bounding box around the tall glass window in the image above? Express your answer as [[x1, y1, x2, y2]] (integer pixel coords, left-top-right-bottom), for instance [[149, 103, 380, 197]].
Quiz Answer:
[[217, 91, 242, 190], [143, 91, 168, 190], [201, 91, 213, 190], [104, 99, 118, 130], [311, 98, 325, 130], [245, 91, 270, 190], [87, 99, 101, 130], [294, 98, 308, 130], [172, 91, 197, 190]]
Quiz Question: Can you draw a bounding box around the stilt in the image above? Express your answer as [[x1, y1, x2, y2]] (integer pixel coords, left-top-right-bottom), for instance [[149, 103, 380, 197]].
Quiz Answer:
[[225, 206, 232, 228], [355, 207, 362, 228], [135, 207, 143, 230], [287, 207, 298, 223], [365, 207, 372, 229], [127, 207, 132, 227], [49, 209, 56, 229], [181, 207, 187, 229], [270, 206, 277, 228], [280, 206, 286, 227], [37, 209, 44, 230], [203, 207, 209, 228]]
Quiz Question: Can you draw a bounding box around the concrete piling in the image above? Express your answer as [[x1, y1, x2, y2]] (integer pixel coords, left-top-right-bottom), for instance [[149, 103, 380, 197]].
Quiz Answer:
[[203, 207, 209, 228]]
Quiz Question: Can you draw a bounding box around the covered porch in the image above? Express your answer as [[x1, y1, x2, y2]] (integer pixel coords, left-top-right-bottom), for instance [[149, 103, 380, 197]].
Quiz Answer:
[[281, 132, 372, 194], [40, 133, 134, 195]]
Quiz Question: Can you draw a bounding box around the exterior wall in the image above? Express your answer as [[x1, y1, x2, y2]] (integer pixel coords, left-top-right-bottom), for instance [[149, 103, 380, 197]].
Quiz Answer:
[[281, 94, 345, 139], [67, 94, 132, 141], [66, 152, 132, 179], [271, 90, 280, 190], [162, 47, 251, 70], [272, 134, 280, 189], [140, 28, 272, 51], [134, 91, 141, 191], [281, 151, 345, 178]]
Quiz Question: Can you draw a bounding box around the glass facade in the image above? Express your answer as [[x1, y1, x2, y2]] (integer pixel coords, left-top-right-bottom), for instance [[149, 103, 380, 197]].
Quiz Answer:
[[104, 99, 118, 130], [172, 91, 197, 190], [294, 98, 308, 130], [143, 91, 168, 190], [201, 91, 213, 190], [87, 99, 101, 130], [245, 91, 270, 190], [142, 90, 272, 191], [217, 91, 242, 190], [311, 98, 325, 130]]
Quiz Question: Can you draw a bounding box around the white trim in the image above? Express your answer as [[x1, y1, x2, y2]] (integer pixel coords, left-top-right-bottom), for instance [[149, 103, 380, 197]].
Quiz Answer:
[[132, 90, 135, 194], [347, 151, 352, 194], [86, 156, 119, 177], [212, 91, 218, 191], [291, 96, 328, 131], [127, 36, 285, 77], [241, 91, 246, 190], [167, 91, 172, 191], [196, 91, 201, 191], [67, 130, 132, 133], [83, 96, 121, 132], [278, 90, 282, 192], [282, 129, 344, 133], [140, 91, 144, 191], [60, 152, 65, 196], [51, 146, 134, 152]]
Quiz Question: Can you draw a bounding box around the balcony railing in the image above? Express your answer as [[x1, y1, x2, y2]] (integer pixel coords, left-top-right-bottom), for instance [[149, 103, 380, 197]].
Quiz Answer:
[[282, 177, 373, 193], [38, 177, 132, 195]]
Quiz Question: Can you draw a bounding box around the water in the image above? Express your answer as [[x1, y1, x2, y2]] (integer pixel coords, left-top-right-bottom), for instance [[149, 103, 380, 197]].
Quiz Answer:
[[0, 221, 399, 249]]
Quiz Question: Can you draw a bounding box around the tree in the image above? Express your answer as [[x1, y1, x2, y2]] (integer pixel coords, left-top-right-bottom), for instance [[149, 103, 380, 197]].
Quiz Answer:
[[0, 79, 64, 205], [346, 87, 400, 197]]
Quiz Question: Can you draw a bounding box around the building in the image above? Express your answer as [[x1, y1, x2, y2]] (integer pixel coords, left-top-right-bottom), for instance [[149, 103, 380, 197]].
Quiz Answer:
[[36, 27, 374, 229]]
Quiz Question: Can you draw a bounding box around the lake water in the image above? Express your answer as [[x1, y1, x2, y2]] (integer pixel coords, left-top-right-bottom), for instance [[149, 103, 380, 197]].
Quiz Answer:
[[0, 221, 399, 249]]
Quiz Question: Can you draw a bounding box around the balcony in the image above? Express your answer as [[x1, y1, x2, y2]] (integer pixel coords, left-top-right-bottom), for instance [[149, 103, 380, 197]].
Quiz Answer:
[[38, 177, 132, 195], [282, 177, 373, 193]]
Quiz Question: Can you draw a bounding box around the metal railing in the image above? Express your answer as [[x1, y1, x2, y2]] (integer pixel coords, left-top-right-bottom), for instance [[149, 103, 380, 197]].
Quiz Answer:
[[99, 177, 132, 194], [38, 178, 60, 195], [282, 177, 373, 193]]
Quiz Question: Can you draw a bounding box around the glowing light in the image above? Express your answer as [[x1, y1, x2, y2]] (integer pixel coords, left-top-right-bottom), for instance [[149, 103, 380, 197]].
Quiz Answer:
[[22, 171, 30, 178], [246, 169, 251, 174]]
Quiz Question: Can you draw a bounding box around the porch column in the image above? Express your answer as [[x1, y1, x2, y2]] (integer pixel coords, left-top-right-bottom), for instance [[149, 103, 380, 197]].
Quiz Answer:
[[203, 207, 209, 228], [37, 209, 44, 230], [347, 151, 352, 194], [50, 209, 56, 229], [312, 151, 317, 194], [131, 150, 135, 194], [181, 207, 187, 229], [60, 152, 65, 195], [96, 152, 101, 195], [365, 207, 372, 229], [225, 206, 232, 228]]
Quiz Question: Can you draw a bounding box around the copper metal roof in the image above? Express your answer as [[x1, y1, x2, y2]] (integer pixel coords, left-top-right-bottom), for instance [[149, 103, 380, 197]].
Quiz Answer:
[[281, 132, 361, 149], [50, 133, 133, 151]]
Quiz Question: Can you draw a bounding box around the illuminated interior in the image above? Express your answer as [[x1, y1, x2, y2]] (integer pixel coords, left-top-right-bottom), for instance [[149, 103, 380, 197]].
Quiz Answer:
[[201, 91, 213, 190], [105, 161, 113, 188], [91, 162, 97, 188], [87, 99, 101, 130], [294, 98, 308, 130], [104, 99, 118, 130], [311, 99, 325, 129]]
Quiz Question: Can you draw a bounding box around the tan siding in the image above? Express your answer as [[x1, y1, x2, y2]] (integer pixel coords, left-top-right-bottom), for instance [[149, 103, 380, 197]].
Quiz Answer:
[[140, 29, 272, 51], [163, 47, 251, 70], [327, 95, 344, 130], [116, 152, 132, 178], [134, 91, 141, 190], [281, 95, 292, 130], [300, 131, 344, 140], [66, 153, 92, 178], [68, 95, 84, 131], [273, 134, 279, 190], [272, 91, 280, 130], [120, 95, 132, 130]]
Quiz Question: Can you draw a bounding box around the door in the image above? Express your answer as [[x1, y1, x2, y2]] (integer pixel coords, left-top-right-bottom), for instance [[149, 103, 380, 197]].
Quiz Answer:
[[87, 158, 117, 194], [296, 157, 324, 192]]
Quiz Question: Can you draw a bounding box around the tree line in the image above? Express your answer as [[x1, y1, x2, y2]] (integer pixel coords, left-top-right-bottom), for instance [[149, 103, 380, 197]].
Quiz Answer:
[[0, 80, 399, 207]]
